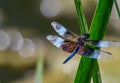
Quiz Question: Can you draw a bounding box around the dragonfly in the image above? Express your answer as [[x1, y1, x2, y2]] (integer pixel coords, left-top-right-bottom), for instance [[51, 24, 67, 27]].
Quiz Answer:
[[47, 22, 120, 64]]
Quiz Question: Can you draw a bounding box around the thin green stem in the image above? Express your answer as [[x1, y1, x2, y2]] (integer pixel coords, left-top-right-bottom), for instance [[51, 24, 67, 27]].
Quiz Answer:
[[74, 0, 88, 34], [114, 0, 120, 18], [34, 55, 43, 83]]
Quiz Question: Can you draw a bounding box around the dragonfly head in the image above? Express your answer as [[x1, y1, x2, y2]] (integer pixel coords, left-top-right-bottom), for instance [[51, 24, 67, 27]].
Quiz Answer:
[[84, 33, 89, 39], [81, 33, 89, 41], [78, 33, 89, 44]]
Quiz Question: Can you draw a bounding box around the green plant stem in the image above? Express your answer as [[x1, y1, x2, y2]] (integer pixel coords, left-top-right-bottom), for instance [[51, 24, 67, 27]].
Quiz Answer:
[[89, 0, 113, 39], [114, 0, 120, 18], [74, 0, 101, 82], [92, 62, 102, 83], [35, 55, 43, 83], [74, 0, 114, 83], [89, 0, 113, 82], [74, 0, 88, 34]]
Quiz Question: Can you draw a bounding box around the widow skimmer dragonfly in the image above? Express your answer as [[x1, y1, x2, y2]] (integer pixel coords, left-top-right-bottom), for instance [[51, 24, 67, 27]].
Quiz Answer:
[[47, 22, 120, 64]]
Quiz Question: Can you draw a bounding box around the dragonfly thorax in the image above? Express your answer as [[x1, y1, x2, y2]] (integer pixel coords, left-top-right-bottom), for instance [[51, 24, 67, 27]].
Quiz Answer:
[[79, 33, 89, 41], [78, 37, 84, 46], [82, 33, 89, 40]]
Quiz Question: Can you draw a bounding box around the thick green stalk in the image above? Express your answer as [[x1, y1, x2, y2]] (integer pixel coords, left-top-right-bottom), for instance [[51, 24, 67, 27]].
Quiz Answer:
[[74, 0, 114, 83], [92, 63, 102, 83], [89, 0, 114, 82], [89, 0, 114, 39]]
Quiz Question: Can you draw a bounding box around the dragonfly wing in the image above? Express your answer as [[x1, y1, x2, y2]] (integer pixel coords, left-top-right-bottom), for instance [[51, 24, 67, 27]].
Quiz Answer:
[[51, 22, 79, 42], [96, 40, 120, 48], [87, 50, 112, 59], [87, 40, 120, 48], [47, 35, 77, 53], [63, 45, 80, 64], [77, 46, 113, 59]]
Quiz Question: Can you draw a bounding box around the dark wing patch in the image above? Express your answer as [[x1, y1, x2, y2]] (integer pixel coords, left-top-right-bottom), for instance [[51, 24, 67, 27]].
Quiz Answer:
[[62, 40, 77, 53], [77, 46, 94, 56], [47, 35, 77, 53], [77, 46, 113, 59]]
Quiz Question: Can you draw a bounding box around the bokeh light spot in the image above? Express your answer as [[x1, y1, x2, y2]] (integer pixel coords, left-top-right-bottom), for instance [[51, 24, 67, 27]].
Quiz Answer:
[[0, 31, 9, 51], [7, 30, 23, 51], [40, 0, 62, 18], [18, 38, 35, 57]]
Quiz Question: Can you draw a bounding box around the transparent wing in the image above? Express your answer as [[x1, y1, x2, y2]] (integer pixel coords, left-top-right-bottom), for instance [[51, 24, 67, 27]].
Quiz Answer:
[[88, 50, 113, 59], [77, 46, 113, 59], [47, 35, 77, 53], [87, 40, 120, 48], [51, 22, 79, 42]]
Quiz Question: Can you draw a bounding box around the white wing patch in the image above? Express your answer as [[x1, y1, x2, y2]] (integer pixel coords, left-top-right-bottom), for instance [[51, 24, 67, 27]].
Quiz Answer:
[[97, 40, 120, 48], [51, 22, 67, 36], [47, 35, 64, 48], [87, 50, 113, 59]]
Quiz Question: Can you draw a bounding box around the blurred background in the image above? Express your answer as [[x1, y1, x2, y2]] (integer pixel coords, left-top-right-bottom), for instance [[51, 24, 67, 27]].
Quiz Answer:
[[0, 0, 120, 83]]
